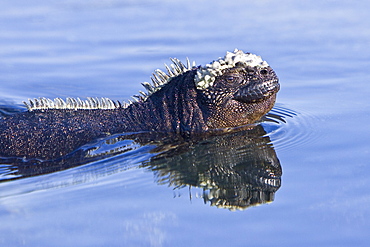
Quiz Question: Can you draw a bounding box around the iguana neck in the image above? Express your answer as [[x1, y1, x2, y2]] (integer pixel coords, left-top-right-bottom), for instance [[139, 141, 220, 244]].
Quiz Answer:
[[120, 70, 208, 134]]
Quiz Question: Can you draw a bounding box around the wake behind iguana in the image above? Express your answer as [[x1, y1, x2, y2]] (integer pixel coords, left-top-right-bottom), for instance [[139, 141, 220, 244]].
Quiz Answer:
[[0, 49, 280, 160]]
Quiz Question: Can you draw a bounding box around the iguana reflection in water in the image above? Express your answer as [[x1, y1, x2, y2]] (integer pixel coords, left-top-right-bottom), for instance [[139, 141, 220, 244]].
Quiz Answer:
[[2, 122, 280, 211], [143, 124, 281, 211]]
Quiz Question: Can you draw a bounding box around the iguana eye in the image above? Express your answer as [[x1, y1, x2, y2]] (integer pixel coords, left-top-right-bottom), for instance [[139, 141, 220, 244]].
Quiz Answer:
[[225, 75, 239, 83], [226, 76, 235, 82]]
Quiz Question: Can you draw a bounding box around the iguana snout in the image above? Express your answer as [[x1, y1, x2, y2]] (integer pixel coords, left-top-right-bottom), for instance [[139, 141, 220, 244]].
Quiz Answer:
[[233, 77, 279, 103]]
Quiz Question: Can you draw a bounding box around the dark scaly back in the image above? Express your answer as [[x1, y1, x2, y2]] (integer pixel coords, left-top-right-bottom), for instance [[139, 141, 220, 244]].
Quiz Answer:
[[0, 57, 197, 159], [0, 70, 205, 159]]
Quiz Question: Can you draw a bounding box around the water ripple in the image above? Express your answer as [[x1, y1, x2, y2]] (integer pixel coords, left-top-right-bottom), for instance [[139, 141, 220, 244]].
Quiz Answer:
[[262, 103, 318, 151]]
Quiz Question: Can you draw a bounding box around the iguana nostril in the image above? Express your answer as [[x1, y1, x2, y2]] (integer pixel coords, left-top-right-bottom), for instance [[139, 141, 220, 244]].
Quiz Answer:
[[260, 69, 268, 75]]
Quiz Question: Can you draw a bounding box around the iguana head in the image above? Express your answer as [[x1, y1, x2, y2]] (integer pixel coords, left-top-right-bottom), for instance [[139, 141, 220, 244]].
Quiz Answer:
[[194, 49, 280, 129]]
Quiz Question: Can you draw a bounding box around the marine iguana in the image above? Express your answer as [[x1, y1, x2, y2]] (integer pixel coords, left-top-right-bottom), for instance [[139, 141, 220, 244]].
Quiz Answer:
[[0, 49, 279, 160]]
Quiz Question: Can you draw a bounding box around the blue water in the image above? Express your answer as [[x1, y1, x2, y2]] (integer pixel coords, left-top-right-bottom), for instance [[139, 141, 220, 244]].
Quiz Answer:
[[1, 0, 370, 246]]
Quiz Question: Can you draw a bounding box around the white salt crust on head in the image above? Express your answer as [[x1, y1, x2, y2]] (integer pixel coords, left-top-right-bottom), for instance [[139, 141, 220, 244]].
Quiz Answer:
[[194, 49, 269, 90]]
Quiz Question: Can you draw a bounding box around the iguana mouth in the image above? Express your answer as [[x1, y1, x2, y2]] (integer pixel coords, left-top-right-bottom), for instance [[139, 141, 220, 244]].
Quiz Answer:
[[233, 79, 280, 103]]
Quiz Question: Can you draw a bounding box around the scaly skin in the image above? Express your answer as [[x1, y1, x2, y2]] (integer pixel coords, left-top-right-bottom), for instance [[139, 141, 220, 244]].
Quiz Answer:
[[0, 51, 279, 160]]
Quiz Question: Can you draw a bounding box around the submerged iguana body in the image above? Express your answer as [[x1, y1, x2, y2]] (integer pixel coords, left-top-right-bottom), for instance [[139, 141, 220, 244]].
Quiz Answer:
[[0, 49, 279, 160]]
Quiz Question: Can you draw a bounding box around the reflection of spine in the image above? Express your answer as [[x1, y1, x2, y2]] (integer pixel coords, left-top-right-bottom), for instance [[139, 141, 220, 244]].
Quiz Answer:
[[146, 125, 282, 211]]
